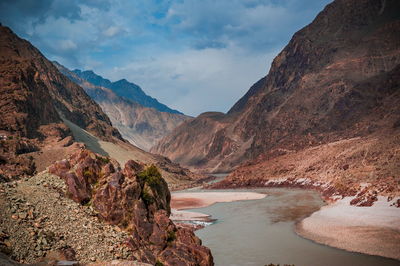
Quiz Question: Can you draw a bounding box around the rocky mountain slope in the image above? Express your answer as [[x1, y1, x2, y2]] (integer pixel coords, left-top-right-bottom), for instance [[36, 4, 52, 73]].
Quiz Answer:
[[0, 26, 122, 143], [0, 24, 121, 182], [152, 0, 400, 174], [54, 62, 190, 151], [73, 69, 182, 114]]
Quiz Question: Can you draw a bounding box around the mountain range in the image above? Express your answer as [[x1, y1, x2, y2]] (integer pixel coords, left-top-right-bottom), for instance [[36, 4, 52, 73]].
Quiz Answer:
[[72, 69, 183, 115], [54, 62, 190, 151], [0, 24, 200, 188]]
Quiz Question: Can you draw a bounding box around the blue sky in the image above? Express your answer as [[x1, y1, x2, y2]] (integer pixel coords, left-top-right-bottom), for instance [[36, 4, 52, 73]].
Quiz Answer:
[[0, 0, 331, 116]]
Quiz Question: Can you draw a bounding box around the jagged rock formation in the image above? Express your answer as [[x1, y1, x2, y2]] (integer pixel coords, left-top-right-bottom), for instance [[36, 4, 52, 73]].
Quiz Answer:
[[152, 0, 400, 174], [54, 62, 190, 151], [72, 69, 182, 115], [48, 149, 213, 265]]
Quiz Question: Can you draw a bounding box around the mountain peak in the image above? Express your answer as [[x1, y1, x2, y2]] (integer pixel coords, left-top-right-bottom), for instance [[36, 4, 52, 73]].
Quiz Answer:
[[73, 69, 184, 115]]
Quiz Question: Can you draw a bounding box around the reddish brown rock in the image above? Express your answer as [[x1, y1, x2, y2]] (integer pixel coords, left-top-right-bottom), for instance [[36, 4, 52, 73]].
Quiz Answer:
[[0, 25, 122, 142], [0, 24, 123, 181], [50, 149, 213, 265], [209, 134, 400, 204], [0, 137, 38, 181]]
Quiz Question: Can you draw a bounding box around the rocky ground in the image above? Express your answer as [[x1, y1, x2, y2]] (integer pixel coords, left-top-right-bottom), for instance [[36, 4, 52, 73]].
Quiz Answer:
[[0, 172, 134, 264]]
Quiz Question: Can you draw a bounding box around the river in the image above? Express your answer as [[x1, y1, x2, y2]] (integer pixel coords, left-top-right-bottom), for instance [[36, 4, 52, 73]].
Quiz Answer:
[[188, 188, 399, 266]]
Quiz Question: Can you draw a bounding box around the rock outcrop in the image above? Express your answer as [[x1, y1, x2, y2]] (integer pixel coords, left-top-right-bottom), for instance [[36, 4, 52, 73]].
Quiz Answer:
[[152, 0, 400, 174], [49, 149, 213, 265], [54, 62, 190, 151]]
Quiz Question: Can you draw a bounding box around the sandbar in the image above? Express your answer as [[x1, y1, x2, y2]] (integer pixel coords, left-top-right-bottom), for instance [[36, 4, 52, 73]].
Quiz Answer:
[[170, 191, 266, 221], [296, 196, 400, 260]]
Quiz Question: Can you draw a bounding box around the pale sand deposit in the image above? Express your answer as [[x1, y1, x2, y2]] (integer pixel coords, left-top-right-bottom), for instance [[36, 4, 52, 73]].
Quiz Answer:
[[170, 192, 266, 221], [296, 196, 400, 260]]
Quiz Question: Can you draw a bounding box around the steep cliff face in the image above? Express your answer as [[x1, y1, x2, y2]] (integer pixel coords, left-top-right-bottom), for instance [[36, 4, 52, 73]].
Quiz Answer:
[[152, 0, 400, 173], [55, 63, 190, 151]]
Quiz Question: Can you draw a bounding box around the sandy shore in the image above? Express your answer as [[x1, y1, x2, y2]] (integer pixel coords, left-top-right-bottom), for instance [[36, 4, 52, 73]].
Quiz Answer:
[[170, 191, 266, 221], [296, 196, 400, 260]]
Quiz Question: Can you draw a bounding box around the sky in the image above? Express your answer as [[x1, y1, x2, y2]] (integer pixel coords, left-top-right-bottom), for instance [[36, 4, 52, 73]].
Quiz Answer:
[[0, 0, 331, 116]]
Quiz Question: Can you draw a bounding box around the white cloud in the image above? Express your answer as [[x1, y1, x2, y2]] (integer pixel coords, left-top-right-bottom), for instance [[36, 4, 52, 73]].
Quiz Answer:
[[103, 26, 121, 37], [59, 39, 77, 50], [106, 46, 278, 116]]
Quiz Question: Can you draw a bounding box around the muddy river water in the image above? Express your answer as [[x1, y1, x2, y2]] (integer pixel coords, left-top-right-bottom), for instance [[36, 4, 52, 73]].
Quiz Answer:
[[189, 188, 399, 266]]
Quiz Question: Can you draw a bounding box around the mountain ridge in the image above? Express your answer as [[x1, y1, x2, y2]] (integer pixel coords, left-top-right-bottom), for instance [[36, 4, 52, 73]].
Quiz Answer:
[[152, 0, 400, 173], [72, 69, 183, 115], [55, 62, 190, 151]]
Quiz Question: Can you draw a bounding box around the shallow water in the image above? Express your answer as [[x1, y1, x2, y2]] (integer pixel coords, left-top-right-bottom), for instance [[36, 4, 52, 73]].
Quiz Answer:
[[191, 188, 400, 266]]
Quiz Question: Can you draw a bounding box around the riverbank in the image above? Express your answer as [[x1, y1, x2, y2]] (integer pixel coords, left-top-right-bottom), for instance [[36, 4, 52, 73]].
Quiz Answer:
[[296, 196, 400, 260]]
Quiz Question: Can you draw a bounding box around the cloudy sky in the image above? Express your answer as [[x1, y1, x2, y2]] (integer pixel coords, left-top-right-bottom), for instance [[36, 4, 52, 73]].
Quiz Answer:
[[0, 0, 331, 116]]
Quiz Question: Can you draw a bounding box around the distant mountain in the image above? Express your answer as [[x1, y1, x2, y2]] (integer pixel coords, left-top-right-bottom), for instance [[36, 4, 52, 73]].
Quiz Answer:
[[55, 62, 190, 151], [152, 0, 400, 174], [72, 69, 183, 114]]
